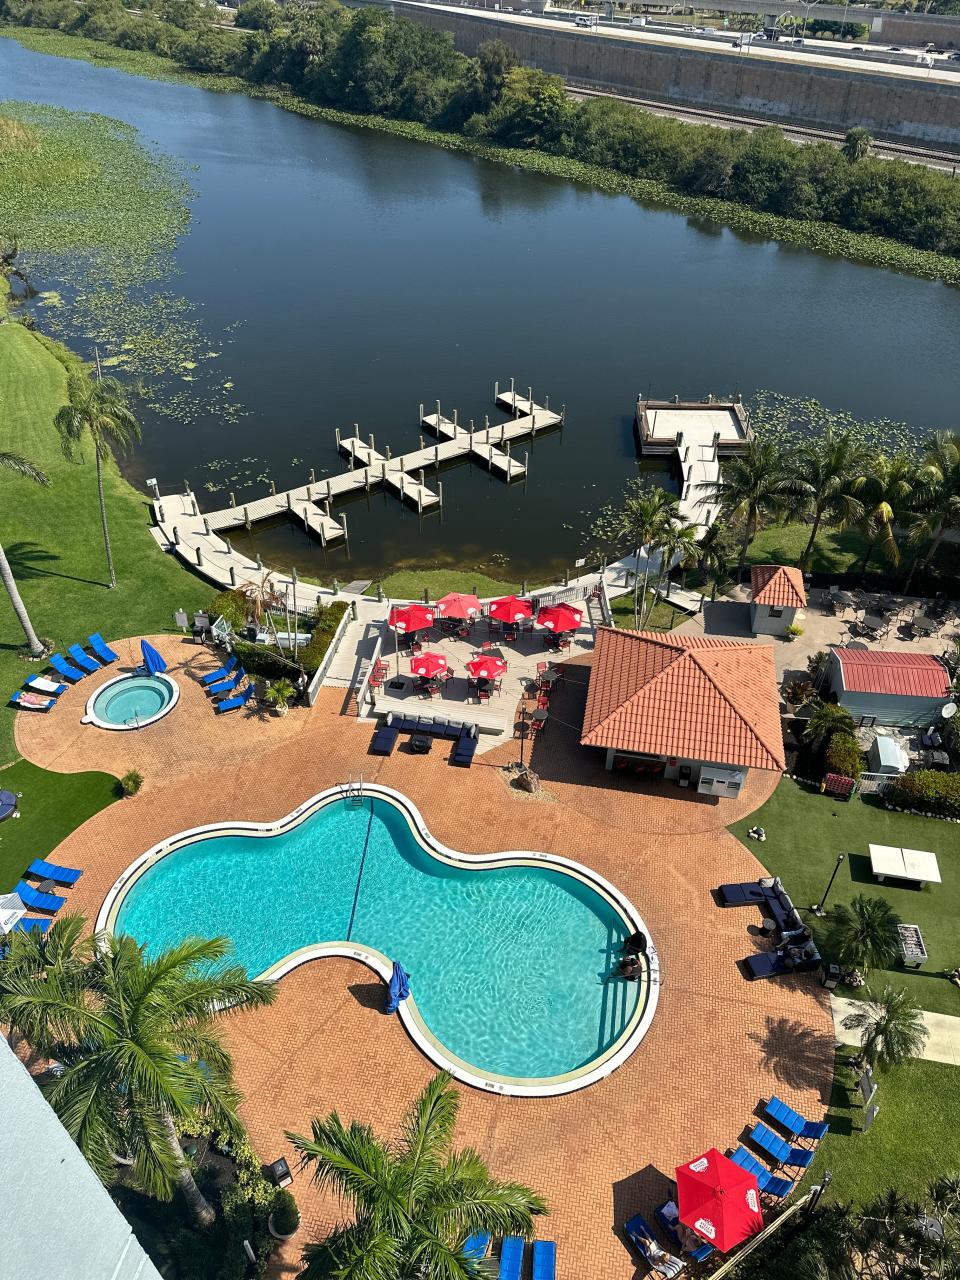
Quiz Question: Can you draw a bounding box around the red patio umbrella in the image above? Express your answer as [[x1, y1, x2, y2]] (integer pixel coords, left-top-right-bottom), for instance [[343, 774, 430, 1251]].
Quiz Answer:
[[466, 655, 507, 680], [488, 595, 533, 624], [410, 652, 448, 679], [436, 592, 481, 620], [388, 603, 436, 676], [675, 1149, 763, 1253], [536, 603, 583, 633]]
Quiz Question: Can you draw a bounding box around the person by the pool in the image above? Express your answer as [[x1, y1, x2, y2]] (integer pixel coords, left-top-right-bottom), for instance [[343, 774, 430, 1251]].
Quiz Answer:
[[615, 956, 643, 982], [622, 931, 647, 957]]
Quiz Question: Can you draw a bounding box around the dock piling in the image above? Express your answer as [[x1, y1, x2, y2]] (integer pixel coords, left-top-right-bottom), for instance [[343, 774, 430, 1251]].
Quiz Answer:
[[229, 566, 236, 586], [386, 444, 392, 461], [560, 404, 566, 425], [203, 517, 211, 535], [286, 493, 293, 510], [173, 526, 181, 546], [270, 480, 277, 496], [256, 552, 263, 571], [419, 402, 424, 423], [336, 427, 341, 447], [225, 536, 233, 554], [495, 380, 499, 400], [157, 503, 165, 522], [438, 481, 444, 509], [229, 492, 236, 507], [243, 506, 250, 528], [453, 408, 458, 427], [309, 468, 315, 485], [196, 546, 203, 567]]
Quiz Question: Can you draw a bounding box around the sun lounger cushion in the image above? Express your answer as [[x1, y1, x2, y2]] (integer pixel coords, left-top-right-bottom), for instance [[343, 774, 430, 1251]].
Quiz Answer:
[[400, 717, 421, 733], [50, 654, 85, 682], [88, 633, 119, 663], [28, 858, 83, 886], [10, 692, 55, 712], [462, 1232, 490, 1261], [371, 725, 399, 755], [16, 917, 51, 934], [14, 880, 65, 913], [453, 736, 478, 767], [68, 644, 101, 673], [202, 655, 238, 686], [730, 1145, 794, 1198], [749, 1122, 813, 1168], [532, 1240, 556, 1280], [498, 1236, 524, 1280], [215, 685, 254, 714], [24, 676, 67, 697], [718, 882, 770, 907]]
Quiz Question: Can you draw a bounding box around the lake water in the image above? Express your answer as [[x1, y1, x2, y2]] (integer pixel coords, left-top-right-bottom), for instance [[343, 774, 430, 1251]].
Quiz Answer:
[[5, 37, 960, 582]]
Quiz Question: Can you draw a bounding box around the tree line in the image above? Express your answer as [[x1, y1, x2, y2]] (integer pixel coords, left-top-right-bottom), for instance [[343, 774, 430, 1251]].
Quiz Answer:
[[3, 0, 960, 258]]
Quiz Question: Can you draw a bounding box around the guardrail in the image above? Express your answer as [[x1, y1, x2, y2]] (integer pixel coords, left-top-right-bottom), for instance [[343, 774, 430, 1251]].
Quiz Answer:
[[352, 632, 385, 716], [305, 602, 355, 707]]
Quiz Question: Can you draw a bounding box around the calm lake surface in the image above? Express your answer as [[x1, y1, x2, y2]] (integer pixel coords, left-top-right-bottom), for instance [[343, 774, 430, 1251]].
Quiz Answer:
[[5, 38, 960, 582]]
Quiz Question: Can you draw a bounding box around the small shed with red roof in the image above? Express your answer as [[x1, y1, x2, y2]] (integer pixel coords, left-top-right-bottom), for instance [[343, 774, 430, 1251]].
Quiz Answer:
[[750, 564, 806, 636], [827, 647, 951, 728]]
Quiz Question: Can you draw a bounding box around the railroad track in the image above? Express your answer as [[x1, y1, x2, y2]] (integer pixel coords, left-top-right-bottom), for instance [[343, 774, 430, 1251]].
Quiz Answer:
[[567, 84, 960, 170]]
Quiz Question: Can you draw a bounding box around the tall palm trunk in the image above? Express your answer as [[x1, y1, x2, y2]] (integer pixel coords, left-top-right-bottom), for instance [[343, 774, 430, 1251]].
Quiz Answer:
[[859, 533, 879, 580], [95, 448, 116, 589], [903, 519, 945, 593], [161, 1112, 215, 1227], [632, 546, 643, 628], [642, 544, 668, 627], [0, 538, 44, 655], [801, 509, 824, 568], [737, 517, 754, 585]]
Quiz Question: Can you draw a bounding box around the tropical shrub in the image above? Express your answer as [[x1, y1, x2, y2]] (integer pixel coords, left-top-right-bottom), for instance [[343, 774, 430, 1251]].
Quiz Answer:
[[229, 638, 299, 681], [840, 984, 929, 1070], [298, 599, 349, 675], [831, 894, 902, 974], [887, 769, 960, 818], [804, 700, 856, 752], [269, 1188, 300, 1235], [824, 732, 866, 780], [210, 588, 249, 634], [119, 768, 143, 796]]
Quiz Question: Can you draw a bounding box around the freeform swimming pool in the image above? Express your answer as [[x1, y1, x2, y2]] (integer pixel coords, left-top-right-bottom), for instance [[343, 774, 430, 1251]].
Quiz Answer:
[[102, 785, 658, 1094], [83, 672, 179, 730]]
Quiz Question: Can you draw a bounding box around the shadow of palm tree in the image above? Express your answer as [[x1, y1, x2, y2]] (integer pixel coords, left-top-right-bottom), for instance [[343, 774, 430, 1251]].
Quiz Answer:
[[748, 1015, 835, 1097], [4, 539, 106, 587]]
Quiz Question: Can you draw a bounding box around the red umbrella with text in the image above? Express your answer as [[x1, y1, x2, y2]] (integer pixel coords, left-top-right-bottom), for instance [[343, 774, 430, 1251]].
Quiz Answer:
[[410, 652, 448, 680], [466, 655, 507, 681], [388, 603, 436, 676], [436, 592, 481, 620], [488, 595, 533, 624], [536, 603, 583, 633], [675, 1149, 763, 1254]]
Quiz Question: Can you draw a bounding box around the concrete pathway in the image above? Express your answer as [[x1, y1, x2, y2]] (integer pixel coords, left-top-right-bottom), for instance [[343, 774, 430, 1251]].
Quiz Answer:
[[831, 995, 960, 1067]]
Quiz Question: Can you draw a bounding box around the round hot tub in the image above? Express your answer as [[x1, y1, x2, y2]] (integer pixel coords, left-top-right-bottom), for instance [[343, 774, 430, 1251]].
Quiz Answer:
[[83, 673, 179, 731]]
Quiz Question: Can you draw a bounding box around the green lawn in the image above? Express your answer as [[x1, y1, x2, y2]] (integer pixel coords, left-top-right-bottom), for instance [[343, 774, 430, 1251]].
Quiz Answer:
[[746, 521, 960, 583], [809, 1050, 960, 1206], [609, 590, 680, 632], [0, 319, 211, 765], [730, 779, 960, 1014], [378, 568, 526, 600], [0, 758, 119, 893]]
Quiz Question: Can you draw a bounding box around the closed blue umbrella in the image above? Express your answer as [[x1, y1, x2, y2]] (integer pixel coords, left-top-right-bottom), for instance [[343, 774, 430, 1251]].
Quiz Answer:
[[386, 961, 410, 1014], [140, 640, 167, 675]]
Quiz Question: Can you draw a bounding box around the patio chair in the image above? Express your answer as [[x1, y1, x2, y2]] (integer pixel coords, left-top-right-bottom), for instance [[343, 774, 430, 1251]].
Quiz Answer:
[[623, 1214, 685, 1277], [371, 721, 400, 755], [49, 653, 86, 683], [536, 662, 548, 676], [67, 643, 102, 674], [27, 858, 83, 886], [215, 684, 255, 714], [748, 1122, 814, 1169], [24, 676, 67, 698], [15, 917, 51, 935], [452, 726, 478, 767], [462, 1232, 490, 1261], [207, 669, 244, 698], [498, 1237, 524, 1280], [14, 880, 66, 914], [202, 654, 238, 686], [411, 640, 423, 655], [764, 1096, 829, 1144], [729, 1146, 795, 1199], [536, 694, 549, 710], [9, 692, 56, 712], [504, 626, 518, 642], [478, 690, 490, 704], [87, 633, 119, 664], [655, 1202, 714, 1262], [718, 878, 779, 908], [532, 1240, 557, 1280]]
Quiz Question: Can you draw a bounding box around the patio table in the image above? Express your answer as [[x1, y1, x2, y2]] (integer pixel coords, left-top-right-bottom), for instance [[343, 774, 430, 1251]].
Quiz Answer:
[[912, 615, 939, 635], [0, 790, 18, 822], [869, 843, 941, 888], [862, 614, 886, 632]]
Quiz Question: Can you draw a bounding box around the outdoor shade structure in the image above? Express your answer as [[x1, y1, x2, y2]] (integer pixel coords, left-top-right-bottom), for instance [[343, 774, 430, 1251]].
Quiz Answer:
[[139, 640, 167, 675], [436, 592, 481, 620], [410, 652, 448, 679], [676, 1148, 763, 1253], [537, 603, 583, 632], [466, 655, 507, 680], [488, 595, 533, 624], [388, 604, 436, 676]]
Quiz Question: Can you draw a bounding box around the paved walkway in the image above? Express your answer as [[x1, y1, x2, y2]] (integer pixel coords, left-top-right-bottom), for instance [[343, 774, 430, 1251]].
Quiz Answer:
[[831, 995, 960, 1067], [14, 639, 835, 1279]]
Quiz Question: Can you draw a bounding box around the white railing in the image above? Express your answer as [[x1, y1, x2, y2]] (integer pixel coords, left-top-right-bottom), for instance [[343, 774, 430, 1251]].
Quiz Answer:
[[856, 771, 897, 796], [353, 632, 385, 716], [305, 603, 354, 707]]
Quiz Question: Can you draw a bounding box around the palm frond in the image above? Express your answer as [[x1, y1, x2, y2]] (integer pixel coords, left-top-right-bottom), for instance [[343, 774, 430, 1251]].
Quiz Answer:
[[299, 1224, 401, 1280], [399, 1071, 458, 1208], [288, 1114, 406, 1228], [0, 450, 49, 485]]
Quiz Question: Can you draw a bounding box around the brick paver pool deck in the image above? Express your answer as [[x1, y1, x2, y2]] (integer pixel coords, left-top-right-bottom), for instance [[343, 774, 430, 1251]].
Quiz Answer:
[[16, 636, 834, 1279]]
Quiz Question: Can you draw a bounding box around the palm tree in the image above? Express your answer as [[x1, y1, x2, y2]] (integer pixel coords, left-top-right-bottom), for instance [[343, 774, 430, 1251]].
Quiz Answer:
[[593, 482, 679, 627], [240, 568, 285, 649], [288, 1071, 546, 1280], [842, 127, 872, 162], [803, 700, 855, 751], [644, 519, 700, 627], [699, 438, 795, 584], [1, 928, 275, 1226], [695, 518, 733, 588], [903, 432, 960, 593], [840, 985, 929, 1070], [794, 426, 869, 568], [53, 366, 141, 589], [856, 451, 914, 578], [831, 895, 902, 975], [0, 451, 49, 655]]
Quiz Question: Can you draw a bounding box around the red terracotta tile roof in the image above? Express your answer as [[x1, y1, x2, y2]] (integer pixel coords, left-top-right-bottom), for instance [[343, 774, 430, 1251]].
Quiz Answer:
[[751, 564, 806, 609], [581, 628, 785, 771], [830, 647, 950, 698]]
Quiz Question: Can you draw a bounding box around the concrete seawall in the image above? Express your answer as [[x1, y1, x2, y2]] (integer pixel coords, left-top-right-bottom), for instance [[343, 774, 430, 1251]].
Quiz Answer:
[[390, 5, 960, 149]]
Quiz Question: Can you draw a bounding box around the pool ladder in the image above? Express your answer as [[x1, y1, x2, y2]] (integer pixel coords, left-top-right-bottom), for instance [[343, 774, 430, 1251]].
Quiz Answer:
[[345, 775, 364, 808]]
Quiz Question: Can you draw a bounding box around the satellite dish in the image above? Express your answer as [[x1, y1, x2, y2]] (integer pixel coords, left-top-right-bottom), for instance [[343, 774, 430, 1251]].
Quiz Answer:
[[942, 703, 958, 720]]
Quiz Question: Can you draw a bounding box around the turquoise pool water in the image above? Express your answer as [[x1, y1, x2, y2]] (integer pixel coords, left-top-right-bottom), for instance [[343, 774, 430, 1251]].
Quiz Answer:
[[91, 675, 173, 726], [115, 797, 642, 1080]]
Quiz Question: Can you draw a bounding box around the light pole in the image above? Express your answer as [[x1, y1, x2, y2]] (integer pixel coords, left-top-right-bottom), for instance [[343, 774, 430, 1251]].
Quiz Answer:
[[812, 853, 845, 916], [518, 701, 528, 771]]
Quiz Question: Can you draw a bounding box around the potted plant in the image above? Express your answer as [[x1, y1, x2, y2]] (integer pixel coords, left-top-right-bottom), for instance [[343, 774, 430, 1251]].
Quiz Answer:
[[785, 623, 804, 641], [268, 1188, 300, 1241], [783, 680, 814, 714], [264, 677, 297, 717]]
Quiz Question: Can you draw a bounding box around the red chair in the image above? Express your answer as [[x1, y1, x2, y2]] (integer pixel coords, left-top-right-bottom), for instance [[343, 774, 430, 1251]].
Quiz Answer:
[[479, 689, 490, 704], [537, 693, 549, 710], [536, 662, 548, 676], [411, 640, 422, 655], [493, 678, 503, 696], [457, 626, 469, 640]]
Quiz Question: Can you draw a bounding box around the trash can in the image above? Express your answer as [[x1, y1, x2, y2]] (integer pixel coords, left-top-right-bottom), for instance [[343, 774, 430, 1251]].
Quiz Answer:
[[678, 764, 692, 789], [820, 962, 841, 991]]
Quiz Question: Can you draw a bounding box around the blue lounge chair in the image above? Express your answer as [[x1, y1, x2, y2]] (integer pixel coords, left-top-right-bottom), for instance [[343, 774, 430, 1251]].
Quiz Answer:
[[88, 633, 119, 664], [16, 917, 51, 935], [729, 1146, 795, 1199], [49, 653, 86, 683], [68, 643, 102, 674], [9, 691, 56, 712], [14, 880, 66, 914], [215, 684, 255, 714], [207, 669, 244, 697], [452, 726, 478, 767], [24, 676, 67, 698], [202, 654, 238, 686], [655, 1203, 714, 1262], [28, 858, 83, 886], [498, 1238, 524, 1280], [749, 1122, 814, 1169], [463, 1232, 490, 1261], [765, 1096, 829, 1143], [371, 723, 400, 755], [624, 1214, 684, 1277], [532, 1240, 557, 1280]]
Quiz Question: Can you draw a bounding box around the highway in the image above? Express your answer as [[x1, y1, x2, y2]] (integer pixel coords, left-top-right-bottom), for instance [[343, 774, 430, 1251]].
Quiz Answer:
[[400, 1, 960, 86]]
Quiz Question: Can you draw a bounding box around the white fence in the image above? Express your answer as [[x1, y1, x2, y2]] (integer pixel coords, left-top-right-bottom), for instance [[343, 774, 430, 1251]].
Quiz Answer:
[[352, 632, 385, 717], [856, 771, 897, 796], [305, 603, 355, 707]]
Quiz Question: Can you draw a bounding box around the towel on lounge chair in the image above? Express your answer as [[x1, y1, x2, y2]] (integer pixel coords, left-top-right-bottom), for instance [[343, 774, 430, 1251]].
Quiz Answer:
[[10, 691, 55, 712], [24, 676, 67, 697]]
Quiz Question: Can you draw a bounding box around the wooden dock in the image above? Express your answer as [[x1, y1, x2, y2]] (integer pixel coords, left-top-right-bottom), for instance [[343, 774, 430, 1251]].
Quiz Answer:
[[151, 379, 562, 591]]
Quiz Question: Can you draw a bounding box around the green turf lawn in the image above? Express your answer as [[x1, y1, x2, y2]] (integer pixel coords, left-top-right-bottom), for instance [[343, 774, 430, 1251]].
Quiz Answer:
[[730, 779, 960, 1015], [746, 522, 960, 582], [809, 1049, 960, 1206], [378, 568, 525, 600], [0, 758, 119, 893], [609, 590, 680, 631], [0, 319, 211, 764]]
